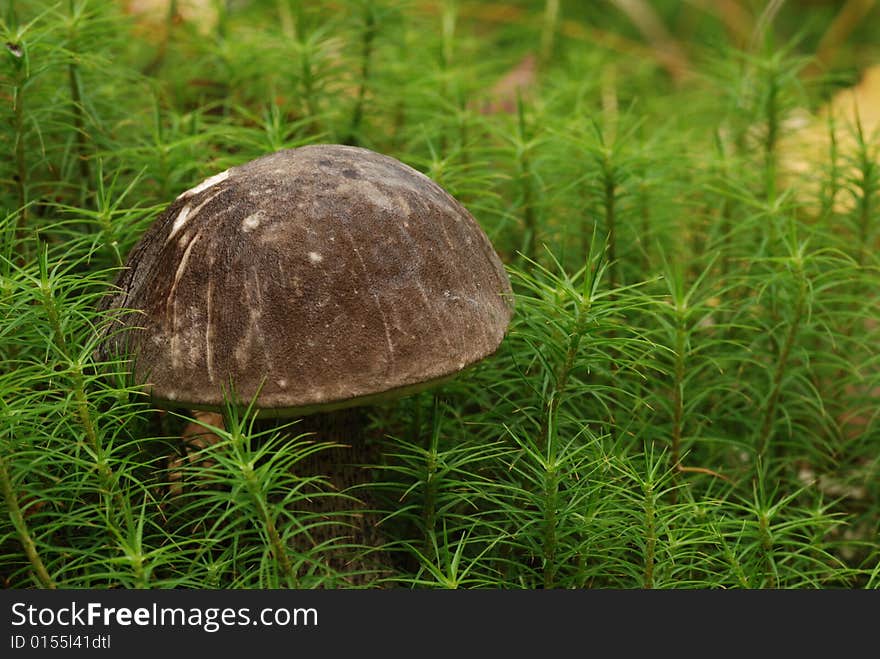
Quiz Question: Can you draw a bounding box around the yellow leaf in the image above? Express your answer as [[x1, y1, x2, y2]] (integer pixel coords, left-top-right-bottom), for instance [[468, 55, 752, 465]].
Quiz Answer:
[[779, 65, 880, 213]]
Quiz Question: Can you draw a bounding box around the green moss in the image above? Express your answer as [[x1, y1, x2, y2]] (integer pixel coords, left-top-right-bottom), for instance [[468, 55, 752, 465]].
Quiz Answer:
[[1, 0, 877, 589]]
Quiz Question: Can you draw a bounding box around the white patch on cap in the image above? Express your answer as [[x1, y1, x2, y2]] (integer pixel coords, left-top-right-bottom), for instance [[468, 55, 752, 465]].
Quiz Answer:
[[170, 204, 192, 237], [308, 252, 323, 264], [177, 169, 230, 200], [242, 212, 263, 232], [172, 233, 201, 290], [277, 379, 288, 389], [168, 189, 223, 241]]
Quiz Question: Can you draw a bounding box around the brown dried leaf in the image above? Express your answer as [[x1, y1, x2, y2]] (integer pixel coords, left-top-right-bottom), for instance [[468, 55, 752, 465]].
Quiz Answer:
[[167, 410, 223, 496], [478, 53, 537, 115], [180, 410, 224, 449]]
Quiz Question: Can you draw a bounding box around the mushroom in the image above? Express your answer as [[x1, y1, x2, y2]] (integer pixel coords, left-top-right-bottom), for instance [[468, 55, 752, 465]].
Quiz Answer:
[[100, 144, 513, 582]]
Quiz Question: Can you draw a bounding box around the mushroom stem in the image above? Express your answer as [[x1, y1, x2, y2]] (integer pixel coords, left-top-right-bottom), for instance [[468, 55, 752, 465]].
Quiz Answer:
[[172, 406, 391, 586], [256, 407, 391, 585]]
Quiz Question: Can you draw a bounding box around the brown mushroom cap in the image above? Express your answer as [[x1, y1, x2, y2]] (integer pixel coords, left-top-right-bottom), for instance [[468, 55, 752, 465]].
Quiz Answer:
[[102, 144, 513, 416]]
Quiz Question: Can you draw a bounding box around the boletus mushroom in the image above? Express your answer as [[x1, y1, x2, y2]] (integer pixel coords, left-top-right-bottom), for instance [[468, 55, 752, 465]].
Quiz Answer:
[[100, 144, 513, 583]]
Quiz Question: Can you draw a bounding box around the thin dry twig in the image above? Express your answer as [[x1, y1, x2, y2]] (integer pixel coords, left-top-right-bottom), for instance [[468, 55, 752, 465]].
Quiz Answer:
[[676, 463, 735, 484], [684, 0, 753, 47], [810, 0, 877, 75], [417, 1, 692, 82], [609, 0, 691, 81]]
